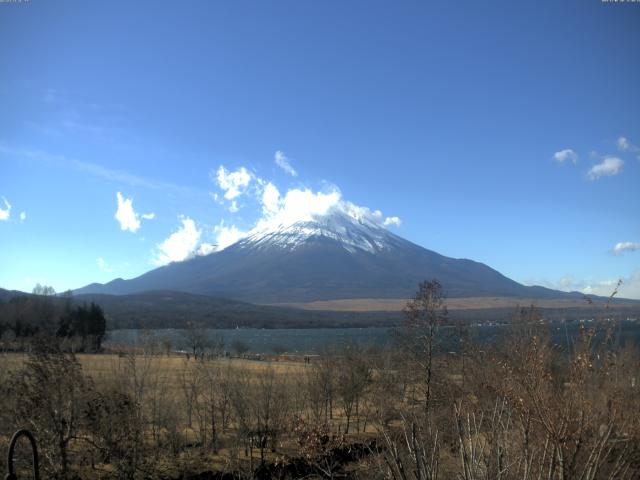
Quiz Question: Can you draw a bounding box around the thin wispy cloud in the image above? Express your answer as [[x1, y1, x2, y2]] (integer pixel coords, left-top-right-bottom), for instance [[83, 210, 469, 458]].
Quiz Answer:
[[96, 257, 114, 272], [587, 156, 624, 180], [617, 136, 639, 153], [617, 135, 640, 161], [613, 242, 640, 255], [525, 272, 640, 299], [553, 148, 578, 164], [274, 150, 297, 176], [30, 88, 134, 145], [61, 119, 111, 139], [0, 144, 203, 197], [580, 272, 640, 300], [115, 192, 154, 233], [43, 88, 58, 104], [42, 88, 130, 113]]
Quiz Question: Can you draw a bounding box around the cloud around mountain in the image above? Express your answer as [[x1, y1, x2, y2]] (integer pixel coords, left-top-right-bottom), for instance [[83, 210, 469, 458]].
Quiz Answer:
[[150, 157, 402, 266], [150, 159, 404, 265], [152, 216, 201, 265]]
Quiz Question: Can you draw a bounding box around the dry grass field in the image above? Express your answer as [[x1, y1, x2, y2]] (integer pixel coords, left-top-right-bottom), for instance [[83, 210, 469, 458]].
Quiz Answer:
[[1, 352, 309, 379], [270, 296, 640, 311], [1, 350, 376, 478]]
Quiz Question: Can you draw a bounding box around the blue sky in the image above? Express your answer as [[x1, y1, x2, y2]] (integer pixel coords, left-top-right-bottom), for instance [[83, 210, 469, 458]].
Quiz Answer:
[[1, 0, 639, 298]]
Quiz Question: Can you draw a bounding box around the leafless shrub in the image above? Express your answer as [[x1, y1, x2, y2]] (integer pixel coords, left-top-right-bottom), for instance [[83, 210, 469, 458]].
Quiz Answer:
[[11, 345, 92, 479]]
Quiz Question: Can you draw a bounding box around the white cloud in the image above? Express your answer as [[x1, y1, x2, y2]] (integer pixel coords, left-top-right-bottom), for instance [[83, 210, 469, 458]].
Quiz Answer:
[[384, 216, 402, 227], [194, 222, 248, 255], [616, 136, 640, 153], [115, 192, 140, 232], [613, 242, 640, 255], [115, 192, 154, 232], [587, 156, 624, 180], [580, 272, 640, 300], [617, 136, 640, 160], [214, 222, 247, 251], [253, 182, 401, 235], [215, 166, 252, 200], [158, 163, 400, 263], [557, 275, 577, 289], [196, 243, 218, 256], [96, 257, 113, 272], [274, 150, 297, 176], [581, 279, 623, 297], [254, 186, 342, 232], [212, 161, 399, 233], [0, 197, 11, 221], [553, 149, 578, 164], [620, 271, 640, 299], [617, 136, 631, 151], [261, 182, 281, 215], [0, 198, 26, 223], [525, 275, 579, 292], [153, 216, 201, 265]]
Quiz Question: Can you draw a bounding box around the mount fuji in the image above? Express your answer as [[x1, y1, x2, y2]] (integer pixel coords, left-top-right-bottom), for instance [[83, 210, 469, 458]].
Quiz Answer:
[[75, 209, 577, 303]]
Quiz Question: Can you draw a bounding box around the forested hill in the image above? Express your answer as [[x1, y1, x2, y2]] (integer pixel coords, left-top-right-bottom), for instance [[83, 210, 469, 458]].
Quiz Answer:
[[74, 290, 403, 329], [3, 287, 638, 333]]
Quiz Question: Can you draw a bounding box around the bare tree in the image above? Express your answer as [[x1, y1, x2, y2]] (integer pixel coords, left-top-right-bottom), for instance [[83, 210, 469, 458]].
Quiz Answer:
[[313, 346, 338, 422], [159, 335, 172, 356], [231, 339, 250, 357], [402, 279, 447, 417], [182, 322, 210, 359], [375, 280, 447, 480], [12, 345, 91, 479], [336, 344, 371, 434], [179, 358, 201, 429]]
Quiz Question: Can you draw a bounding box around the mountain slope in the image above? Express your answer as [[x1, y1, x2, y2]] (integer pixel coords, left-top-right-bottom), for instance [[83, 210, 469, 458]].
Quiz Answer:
[[75, 210, 583, 303]]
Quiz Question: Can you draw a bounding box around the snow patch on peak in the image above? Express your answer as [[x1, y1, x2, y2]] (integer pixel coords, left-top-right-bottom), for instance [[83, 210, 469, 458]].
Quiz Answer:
[[239, 209, 396, 254]]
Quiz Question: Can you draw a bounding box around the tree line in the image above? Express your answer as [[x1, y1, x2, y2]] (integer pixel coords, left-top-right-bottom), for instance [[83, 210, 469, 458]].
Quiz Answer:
[[0, 284, 106, 352]]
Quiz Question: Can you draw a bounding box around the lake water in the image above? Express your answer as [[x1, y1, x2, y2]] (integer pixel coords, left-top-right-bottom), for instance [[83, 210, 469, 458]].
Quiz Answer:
[[105, 320, 640, 355]]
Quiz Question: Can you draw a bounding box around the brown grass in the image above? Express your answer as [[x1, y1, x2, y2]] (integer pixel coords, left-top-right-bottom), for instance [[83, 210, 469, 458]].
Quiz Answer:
[[267, 296, 640, 311], [0, 352, 308, 382]]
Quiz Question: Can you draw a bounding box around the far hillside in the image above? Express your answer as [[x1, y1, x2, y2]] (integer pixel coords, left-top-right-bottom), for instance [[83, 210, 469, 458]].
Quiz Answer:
[[2, 286, 639, 333]]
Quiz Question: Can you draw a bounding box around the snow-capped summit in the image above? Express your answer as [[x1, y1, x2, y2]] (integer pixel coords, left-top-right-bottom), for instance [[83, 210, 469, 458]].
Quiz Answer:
[[237, 209, 399, 254]]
